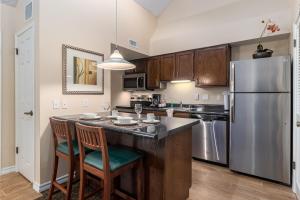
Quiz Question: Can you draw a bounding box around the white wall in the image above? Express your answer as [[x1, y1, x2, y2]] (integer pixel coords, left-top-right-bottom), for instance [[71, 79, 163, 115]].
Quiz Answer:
[[150, 0, 294, 55], [38, 0, 156, 184]]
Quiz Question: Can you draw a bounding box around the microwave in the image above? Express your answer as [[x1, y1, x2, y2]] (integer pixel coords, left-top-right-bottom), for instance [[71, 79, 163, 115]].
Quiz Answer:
[[123, 73, 146, 91]]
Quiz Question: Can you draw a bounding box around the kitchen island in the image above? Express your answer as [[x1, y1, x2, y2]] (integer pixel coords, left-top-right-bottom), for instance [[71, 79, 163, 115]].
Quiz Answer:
[[56, 112, 199, 200]]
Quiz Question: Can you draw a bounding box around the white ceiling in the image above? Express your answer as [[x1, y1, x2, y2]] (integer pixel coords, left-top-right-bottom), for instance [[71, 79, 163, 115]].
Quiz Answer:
[[134, 0, 172, 16], [1, 0, 18, 7]]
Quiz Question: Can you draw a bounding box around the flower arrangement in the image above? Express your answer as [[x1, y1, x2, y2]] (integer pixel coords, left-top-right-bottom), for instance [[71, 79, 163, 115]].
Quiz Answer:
[[253, 19, 281, 59]]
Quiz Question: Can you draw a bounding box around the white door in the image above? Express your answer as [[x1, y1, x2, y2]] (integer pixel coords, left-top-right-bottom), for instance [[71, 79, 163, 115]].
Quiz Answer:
[[15, 25, 35, 182]]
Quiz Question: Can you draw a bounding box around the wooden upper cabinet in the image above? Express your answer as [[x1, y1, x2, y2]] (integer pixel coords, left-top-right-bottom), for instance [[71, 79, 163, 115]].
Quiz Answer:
[[160, 54, 176, 81], [125, 59, 147, 74], [147, 57, 161, 89], [194, 45, 230, 87], [175, 51, 194, 80]]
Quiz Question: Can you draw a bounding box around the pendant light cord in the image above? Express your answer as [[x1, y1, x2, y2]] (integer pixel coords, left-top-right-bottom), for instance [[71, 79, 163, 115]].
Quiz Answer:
[[115, 0, 118, 50]]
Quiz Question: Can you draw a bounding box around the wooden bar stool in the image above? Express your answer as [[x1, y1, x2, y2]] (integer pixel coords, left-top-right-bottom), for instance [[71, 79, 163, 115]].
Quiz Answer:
[[48, 117, 80, 200], [75, 123, 144, 200]]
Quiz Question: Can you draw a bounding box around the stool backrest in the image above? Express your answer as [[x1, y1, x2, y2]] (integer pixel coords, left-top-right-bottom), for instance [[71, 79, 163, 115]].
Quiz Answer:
[[49, 117, 74, 155], [75, 123, 110, 174]]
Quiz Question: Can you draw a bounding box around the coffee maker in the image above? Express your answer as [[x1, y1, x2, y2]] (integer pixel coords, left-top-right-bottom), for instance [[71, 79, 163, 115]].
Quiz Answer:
[[151, 94, 161, 107]]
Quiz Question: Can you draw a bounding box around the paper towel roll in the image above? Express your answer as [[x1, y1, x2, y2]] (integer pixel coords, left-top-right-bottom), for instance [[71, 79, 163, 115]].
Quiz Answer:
[[223, 92, 229, 110]]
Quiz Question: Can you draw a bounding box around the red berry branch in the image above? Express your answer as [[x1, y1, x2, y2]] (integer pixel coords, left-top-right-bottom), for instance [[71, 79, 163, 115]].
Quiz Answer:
[[258, 19, 280, 45]]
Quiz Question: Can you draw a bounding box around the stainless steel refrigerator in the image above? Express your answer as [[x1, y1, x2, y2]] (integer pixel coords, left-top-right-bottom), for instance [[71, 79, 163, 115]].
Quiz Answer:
[[229, 56, 291, 185]]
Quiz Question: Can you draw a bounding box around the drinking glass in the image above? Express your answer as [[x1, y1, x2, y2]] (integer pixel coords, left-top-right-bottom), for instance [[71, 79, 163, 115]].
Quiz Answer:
[[103, 102, 111, 112], [135, 104, 143, 120]]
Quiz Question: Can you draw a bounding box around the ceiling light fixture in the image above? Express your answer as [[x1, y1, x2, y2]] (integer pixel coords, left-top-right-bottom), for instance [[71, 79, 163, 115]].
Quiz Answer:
[[97, 0, 136, 70], [170, 80, 192, 84]]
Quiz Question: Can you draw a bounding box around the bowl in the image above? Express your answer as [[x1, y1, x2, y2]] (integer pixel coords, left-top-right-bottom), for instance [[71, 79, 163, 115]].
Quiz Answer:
[[81, 113, 98, 119], [117, 116, 133, 124]]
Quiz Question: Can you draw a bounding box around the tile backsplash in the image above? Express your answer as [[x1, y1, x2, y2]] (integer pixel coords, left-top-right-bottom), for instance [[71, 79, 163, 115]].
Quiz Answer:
[[134, 82, 228, 105]]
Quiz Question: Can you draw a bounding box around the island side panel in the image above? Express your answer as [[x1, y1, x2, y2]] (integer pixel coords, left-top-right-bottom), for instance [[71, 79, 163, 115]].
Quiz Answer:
[[164, 127, 192, 200], [105, 130, 166, 200], [105, 128, 192, 200]]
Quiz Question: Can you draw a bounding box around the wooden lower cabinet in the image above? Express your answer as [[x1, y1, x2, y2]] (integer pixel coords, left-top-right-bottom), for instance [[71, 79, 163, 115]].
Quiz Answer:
[[173, 112, 191, 118], [143, 110, 166, 116], [143, 110, 191, 118]]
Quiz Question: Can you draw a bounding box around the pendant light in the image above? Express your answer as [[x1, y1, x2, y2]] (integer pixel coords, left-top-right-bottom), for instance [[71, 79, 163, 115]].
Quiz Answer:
[[97, 0, 136, 70]]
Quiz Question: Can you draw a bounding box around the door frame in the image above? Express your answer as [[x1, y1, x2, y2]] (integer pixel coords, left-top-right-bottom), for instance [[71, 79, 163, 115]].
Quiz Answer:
[[15, 22, 36, 183], [293, 17, 300, 196], [0, 31, 2, 171]]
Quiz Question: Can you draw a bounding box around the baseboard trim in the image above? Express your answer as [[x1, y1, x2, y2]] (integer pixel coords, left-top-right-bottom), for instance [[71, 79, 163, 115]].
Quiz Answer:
[[33, 174, 69, 193], [295, 181, 300, 200], [0, 166, 16, 175]]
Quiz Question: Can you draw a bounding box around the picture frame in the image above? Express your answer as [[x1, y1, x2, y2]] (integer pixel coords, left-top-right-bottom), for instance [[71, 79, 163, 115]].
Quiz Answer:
[[62, 44, 104, 95]]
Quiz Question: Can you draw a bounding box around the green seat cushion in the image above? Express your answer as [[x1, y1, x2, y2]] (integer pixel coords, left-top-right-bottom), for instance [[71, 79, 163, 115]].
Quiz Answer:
[[84, 146, 143, 171], [57, 140, 80, 156]]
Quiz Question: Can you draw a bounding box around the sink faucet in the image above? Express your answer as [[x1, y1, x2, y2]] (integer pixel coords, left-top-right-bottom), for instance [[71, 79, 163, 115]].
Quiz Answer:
[[180, 101, 183, 108]]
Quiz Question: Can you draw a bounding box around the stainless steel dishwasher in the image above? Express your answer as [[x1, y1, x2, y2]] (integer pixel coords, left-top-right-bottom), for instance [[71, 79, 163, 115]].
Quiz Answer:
[[191, 114, 228, 165]]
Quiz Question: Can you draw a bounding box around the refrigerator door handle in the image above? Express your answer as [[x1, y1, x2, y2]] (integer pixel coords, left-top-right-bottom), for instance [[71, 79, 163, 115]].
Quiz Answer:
[[230, 63, 235, 92], [230, 93, 235, 123]]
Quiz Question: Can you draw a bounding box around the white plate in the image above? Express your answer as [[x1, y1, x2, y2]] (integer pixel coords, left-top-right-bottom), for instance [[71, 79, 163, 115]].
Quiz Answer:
[[80, 116, 101, 120], [112, 120, 138, 126], [106, 115, 118, 119], [142, 119, 160, 124]]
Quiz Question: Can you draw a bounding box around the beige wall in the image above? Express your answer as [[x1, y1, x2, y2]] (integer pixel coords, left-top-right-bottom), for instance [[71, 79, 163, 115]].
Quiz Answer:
[[232, 36, 291, 61], [150, 0, 294, 55], [111, 71, 131, 107], [38, 0, 156, 184], [1, 4, 16, 169], [130, 85, 227, 105]]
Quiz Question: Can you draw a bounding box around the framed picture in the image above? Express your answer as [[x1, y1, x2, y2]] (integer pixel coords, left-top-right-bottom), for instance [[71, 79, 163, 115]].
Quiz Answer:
[[62, 45, 104, 95]]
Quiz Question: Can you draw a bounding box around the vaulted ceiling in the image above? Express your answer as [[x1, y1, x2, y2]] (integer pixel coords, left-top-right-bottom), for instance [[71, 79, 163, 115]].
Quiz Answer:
[[134, 0, 172, 16]]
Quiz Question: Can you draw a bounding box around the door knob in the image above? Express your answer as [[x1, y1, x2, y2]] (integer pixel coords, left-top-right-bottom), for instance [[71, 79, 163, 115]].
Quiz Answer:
[[297, 121, 300, 127], [24, 110, 33, 116]]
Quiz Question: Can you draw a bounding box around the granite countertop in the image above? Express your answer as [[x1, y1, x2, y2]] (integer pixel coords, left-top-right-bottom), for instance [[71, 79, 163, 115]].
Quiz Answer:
[[55, 112, 199, 140], [116, 105, 229, 116]]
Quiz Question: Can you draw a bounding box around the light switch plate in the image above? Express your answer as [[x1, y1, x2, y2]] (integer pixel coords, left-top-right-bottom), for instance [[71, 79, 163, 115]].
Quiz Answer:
[[81, 99, 89, 107], [52, 100, 60, 109], [62, 100, 68, 109]]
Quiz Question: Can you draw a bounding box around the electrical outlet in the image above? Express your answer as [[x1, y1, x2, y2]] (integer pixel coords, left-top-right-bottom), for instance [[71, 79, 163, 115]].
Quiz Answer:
[[62, 100, 68, 109], [194, 93, 200, 101], [52, 99, 60, 109], [81, 99, 89, 107], [201, 94, 209, 101]]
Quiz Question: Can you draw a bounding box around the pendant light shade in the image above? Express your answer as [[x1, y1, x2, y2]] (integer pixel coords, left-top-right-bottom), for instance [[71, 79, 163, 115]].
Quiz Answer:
[[97, 0, 136, 70], [97, 49, 136, 70]]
